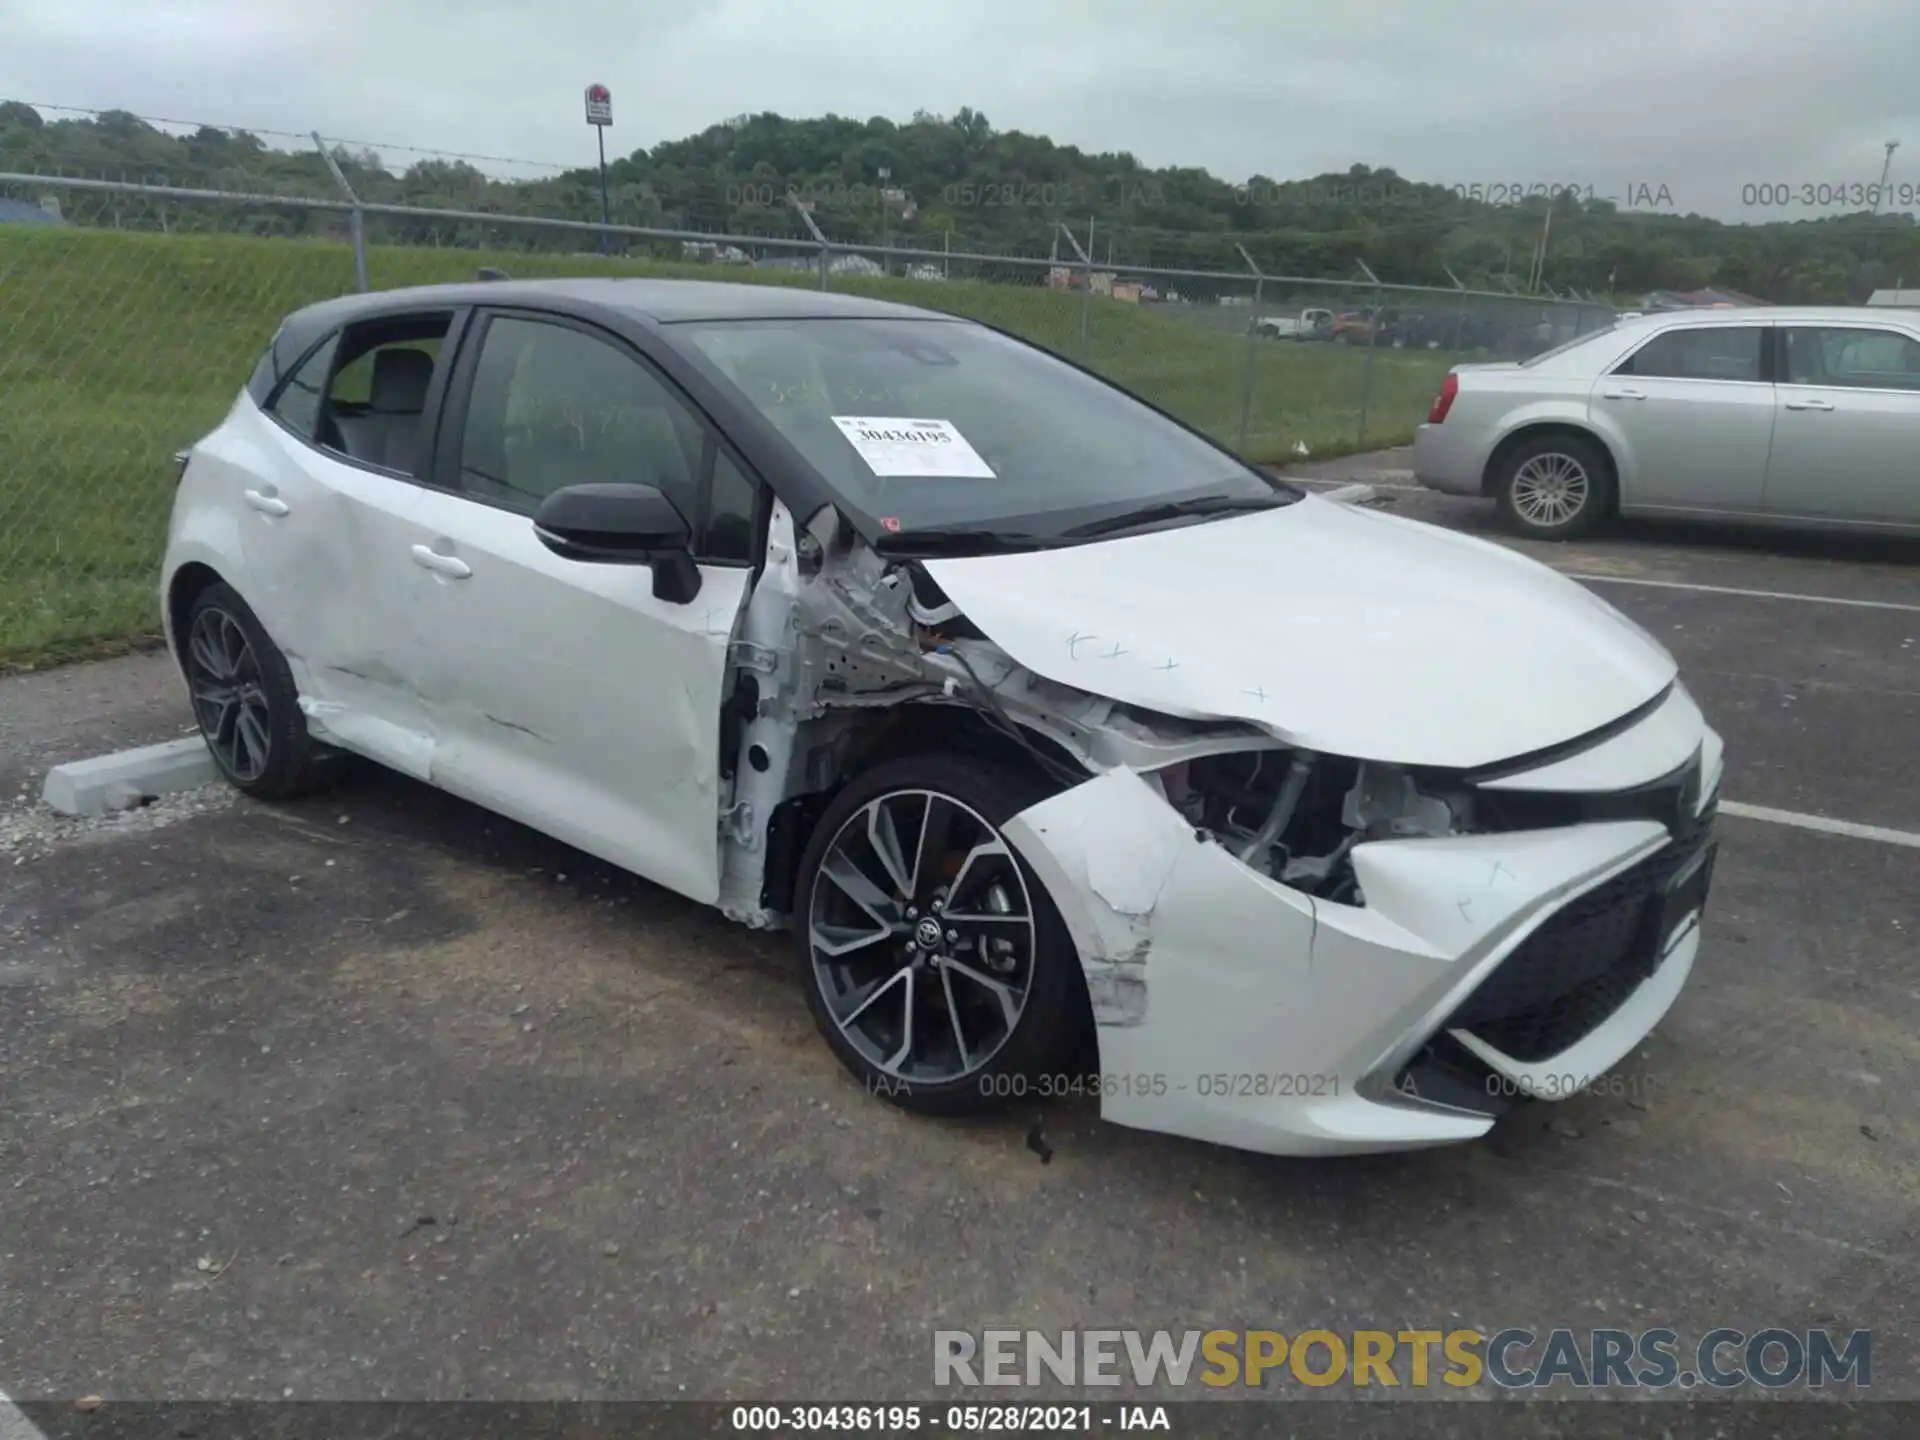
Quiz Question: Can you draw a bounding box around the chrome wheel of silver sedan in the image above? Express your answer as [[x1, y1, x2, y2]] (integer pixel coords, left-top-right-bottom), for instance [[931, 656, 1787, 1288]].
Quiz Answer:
[[1509, 451, 1591, 528], [808, 789, 1036, 1086]]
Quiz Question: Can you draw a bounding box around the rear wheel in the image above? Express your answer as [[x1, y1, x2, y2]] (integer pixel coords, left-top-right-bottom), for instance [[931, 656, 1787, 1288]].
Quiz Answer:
[[1492, 433, 1615, 540], [795, 755, 1083, 1117], [182, 583, 341, 800]]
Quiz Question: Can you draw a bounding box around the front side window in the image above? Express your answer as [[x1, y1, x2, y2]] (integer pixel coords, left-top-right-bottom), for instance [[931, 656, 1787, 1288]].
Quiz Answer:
[[678, 317, 1287, 547], [267, 333, 340, 441], [458, 316, 707, 525], [1614, 326, 1765, 383], [1783, 326, 1920, 391], [705, 448, 758, 563]]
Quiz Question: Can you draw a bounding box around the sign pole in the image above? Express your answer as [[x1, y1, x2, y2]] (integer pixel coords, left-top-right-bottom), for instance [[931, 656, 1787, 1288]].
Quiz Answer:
[[596, 125, 610, 255], [584, 83, 614, 256]]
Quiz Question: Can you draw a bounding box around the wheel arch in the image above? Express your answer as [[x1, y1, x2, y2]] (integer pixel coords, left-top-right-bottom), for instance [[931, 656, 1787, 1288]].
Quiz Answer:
[[765, 703, 1100, 1067], [1482, 422, 1620, 503], [165, 561, 229, 668], [761, 702, 1085, 917]]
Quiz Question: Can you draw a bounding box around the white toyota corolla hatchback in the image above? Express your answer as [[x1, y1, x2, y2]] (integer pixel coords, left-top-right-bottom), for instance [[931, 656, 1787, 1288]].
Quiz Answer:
[[164, 278, 1723, 1157]]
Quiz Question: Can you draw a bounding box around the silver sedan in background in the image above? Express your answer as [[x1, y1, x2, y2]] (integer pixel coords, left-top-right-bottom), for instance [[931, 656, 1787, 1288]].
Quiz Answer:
[[1414, 306, 1920, 539]]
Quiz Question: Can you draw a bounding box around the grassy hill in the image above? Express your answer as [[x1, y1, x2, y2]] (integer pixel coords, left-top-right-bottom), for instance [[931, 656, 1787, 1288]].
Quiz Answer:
[[0, 226, 1450, 665]]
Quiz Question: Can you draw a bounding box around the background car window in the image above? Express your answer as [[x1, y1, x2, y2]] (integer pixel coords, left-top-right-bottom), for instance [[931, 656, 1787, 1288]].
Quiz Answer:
[[459, 317, 705, 524], [1784, 327, 1920, 391], [267, 333, 340, 440], [1616, 327, 1764, 382]]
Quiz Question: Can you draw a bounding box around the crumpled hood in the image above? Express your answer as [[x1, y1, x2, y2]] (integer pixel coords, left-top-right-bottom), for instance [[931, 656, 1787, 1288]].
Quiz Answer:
[[921, 494, 1678, 771]]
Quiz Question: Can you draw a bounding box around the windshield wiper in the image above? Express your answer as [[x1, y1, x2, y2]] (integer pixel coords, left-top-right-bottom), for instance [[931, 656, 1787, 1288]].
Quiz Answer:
[[873, 527, 1052, 557], [1055, 490, 1291, 540]]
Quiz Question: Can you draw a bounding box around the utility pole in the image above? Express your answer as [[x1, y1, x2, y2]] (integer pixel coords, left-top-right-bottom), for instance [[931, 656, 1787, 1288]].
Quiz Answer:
[[1530, 192, 1554, 293], [878, 165, 891, 275], [1872, 140, 1900, 214]]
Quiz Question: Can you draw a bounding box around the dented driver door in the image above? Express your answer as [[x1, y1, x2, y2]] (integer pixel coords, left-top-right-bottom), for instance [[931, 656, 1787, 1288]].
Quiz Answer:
[[393, 309, 755, 906]]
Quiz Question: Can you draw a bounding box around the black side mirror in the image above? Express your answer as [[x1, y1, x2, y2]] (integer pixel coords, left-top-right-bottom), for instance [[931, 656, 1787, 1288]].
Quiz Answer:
[[533, 483, 701, 603]]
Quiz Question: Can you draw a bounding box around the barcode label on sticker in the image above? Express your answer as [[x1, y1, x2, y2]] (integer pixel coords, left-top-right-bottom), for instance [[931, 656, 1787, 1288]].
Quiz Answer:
[[831, 416, 996, 478]]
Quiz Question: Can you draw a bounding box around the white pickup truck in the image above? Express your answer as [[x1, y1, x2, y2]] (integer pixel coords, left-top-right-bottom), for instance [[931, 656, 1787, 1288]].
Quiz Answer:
[[1250, 307, 1334, 340]]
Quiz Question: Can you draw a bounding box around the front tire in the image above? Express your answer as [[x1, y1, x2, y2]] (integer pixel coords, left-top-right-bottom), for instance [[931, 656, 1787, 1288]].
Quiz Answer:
[[182, 582, 341, 800], [1492, 433, 1615, 540], [795, 754, 1084, 1117]]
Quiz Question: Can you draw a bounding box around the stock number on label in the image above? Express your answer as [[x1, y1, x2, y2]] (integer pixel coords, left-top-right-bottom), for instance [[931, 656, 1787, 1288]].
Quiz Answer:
[[978, 1073, 1168, 1098], [732, 1406, 923, 1431]]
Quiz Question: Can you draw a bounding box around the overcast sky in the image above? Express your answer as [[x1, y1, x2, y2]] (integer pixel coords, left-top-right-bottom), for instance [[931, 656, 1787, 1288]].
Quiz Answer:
[[4, 0, 1918, 222]]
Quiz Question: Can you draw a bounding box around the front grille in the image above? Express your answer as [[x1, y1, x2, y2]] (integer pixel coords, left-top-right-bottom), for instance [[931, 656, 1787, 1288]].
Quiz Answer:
[[1448, 801, 1716, 1063]]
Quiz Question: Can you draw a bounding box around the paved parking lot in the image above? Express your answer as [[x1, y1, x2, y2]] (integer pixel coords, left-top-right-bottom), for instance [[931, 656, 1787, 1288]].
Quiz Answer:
[[2, 459, 1915, 1417]]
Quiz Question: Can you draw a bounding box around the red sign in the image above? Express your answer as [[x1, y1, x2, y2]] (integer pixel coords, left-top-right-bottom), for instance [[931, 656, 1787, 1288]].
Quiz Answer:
[[585, 84, 612, 127]]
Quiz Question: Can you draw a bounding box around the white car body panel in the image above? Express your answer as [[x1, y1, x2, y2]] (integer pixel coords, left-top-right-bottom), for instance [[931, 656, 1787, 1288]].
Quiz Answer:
[[924, 495, 1677, 770], [1004, 767, 1691, 1156], [178, 395, 441, 777], [390, 484, 749, 906]]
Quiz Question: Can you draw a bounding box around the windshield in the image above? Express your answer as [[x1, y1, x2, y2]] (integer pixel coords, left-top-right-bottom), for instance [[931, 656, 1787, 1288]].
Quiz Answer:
[[678, 317, 1291, 546]]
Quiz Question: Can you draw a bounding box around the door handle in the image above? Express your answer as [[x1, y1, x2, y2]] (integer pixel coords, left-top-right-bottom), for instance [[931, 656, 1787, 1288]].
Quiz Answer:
[[1783, 397, 1835, 411], [1600, 386, 1648, 400], [243, 488, 290, 517], [410, 544, 472, 579]]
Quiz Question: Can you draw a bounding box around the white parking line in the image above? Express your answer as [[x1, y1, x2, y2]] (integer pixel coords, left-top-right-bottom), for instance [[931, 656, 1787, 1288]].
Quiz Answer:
[[0, 1391, 47, 1440], [1721, 800, 1920, 849], [1561, 573, 1920, 614]]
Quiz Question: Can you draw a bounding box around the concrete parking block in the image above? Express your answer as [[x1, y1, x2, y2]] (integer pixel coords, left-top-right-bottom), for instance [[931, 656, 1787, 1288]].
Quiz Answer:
[[40, 735, 218, 817]]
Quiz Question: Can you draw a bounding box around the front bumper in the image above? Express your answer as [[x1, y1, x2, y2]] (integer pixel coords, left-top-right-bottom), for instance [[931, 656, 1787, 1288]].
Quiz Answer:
[[1004, 767, 1715, 1157]]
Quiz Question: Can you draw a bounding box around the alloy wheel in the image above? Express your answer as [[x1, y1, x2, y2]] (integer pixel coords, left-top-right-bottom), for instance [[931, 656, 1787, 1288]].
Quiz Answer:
[[186, 606, 273, 782], [808, 790, 1037, 1085], [1509, 452, 1591, 528]]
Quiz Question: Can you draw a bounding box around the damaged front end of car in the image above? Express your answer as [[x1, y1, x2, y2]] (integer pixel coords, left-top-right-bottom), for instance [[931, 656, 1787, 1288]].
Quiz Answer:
[[715, 502, 1723, 1157]]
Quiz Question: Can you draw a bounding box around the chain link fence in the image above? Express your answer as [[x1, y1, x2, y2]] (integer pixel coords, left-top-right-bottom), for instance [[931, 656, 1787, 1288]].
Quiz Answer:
[[0, 171, 1614, 666]]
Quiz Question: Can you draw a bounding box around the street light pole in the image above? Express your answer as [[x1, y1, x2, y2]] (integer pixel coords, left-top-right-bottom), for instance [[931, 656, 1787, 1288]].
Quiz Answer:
[[878, 165, 891, 275]]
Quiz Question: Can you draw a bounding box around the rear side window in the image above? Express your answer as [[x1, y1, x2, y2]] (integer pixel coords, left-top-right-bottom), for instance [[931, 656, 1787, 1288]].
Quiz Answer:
[[1519, 325, 1616, 367], [267, 334, 341, 441], [318, 312, 454, 475], [1614, 326, 1765, 382], [1783, 326, 1920, 391]]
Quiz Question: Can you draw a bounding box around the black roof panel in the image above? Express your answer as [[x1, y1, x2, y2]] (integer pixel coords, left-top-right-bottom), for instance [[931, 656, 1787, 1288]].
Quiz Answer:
[[283, 276, 952, 331]]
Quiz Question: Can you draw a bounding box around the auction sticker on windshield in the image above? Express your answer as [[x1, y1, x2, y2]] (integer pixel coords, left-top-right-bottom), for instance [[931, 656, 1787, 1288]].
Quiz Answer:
[[832, 416, 997, 478]]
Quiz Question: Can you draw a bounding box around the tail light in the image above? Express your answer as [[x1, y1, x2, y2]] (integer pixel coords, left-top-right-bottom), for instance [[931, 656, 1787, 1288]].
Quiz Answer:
[[1426, 372, 1459, 424]]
